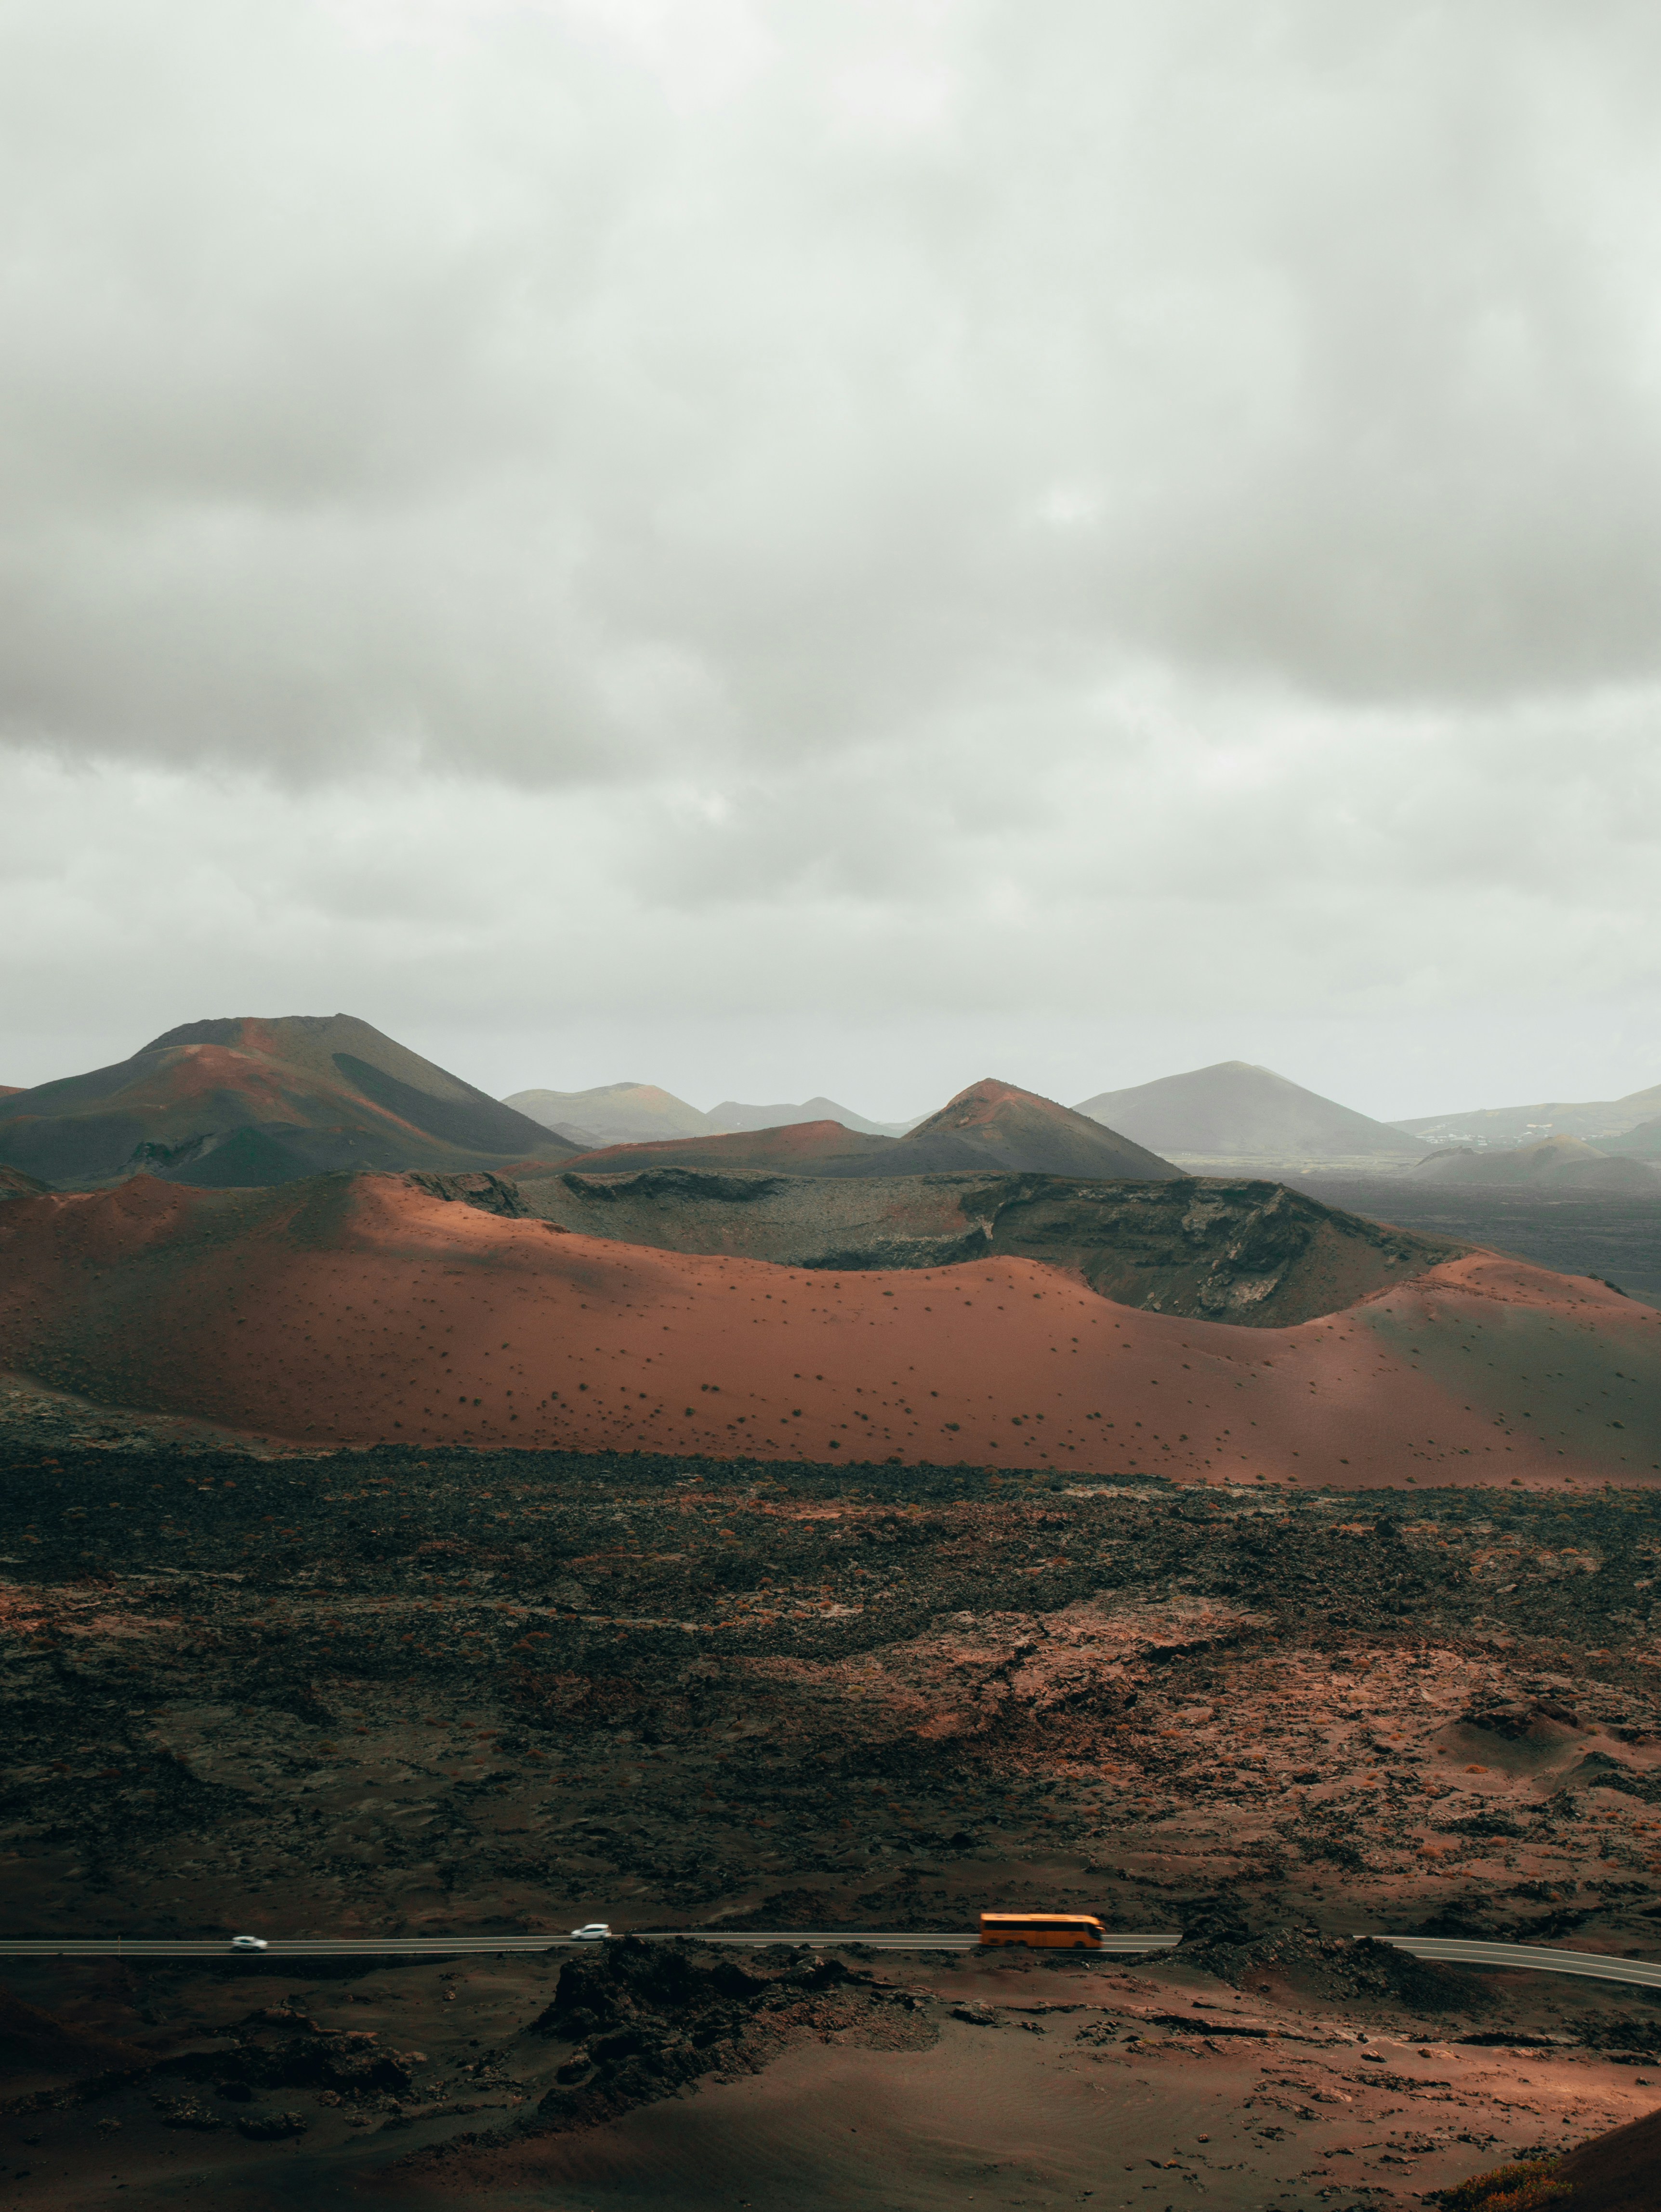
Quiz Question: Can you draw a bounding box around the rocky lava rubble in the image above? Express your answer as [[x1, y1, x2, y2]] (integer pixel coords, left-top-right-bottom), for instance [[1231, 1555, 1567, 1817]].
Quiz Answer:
[[3, 1436, 1661, 2202], [527, 1936, 935, 2130], [4, 1440, 1661, 1940]]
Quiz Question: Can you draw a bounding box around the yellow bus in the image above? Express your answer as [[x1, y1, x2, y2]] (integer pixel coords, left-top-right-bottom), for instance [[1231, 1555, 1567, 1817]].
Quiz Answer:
[[979, 1912, 1104, 1950]]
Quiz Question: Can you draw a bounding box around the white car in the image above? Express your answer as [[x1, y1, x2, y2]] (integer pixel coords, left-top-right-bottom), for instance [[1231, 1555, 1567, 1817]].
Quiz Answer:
[[569, 1922, 611, 1941], [229, 1935, 269, 1952]]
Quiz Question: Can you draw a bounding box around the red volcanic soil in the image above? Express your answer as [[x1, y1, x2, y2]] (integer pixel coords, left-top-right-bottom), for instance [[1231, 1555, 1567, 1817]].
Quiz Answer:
[[377, 2012, 1661, 2212], [560, 1118, 890, 1172], [0, 1174, 1657, 1483], [1553, 2102, 1661, 2211]]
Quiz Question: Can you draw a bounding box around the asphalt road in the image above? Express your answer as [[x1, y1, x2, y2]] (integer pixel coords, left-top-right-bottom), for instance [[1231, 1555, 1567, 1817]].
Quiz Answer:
[[1373, 1934, 1661, 1992], [1, 1933, 1657, 1989], [0, 1930, 1179, 1959]]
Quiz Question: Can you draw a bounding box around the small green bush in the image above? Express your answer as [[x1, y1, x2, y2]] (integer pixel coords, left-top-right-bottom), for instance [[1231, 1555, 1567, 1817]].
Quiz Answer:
[[1439, 2159, 1571, 2212]]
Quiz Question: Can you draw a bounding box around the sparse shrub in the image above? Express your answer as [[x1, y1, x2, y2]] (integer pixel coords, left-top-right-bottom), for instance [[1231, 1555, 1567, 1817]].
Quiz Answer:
[[1438, 2157, 1571, 2210]]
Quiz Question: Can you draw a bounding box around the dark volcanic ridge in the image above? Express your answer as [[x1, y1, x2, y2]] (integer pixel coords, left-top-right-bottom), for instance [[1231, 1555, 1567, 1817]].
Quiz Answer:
[[0, 1013, 579, 1191], [509, 1159, 1459, 1327]]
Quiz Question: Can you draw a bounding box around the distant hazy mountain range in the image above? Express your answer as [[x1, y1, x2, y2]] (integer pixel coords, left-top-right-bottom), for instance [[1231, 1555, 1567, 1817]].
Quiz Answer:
[[1392, 1082, 1661, 1156], [513, 1059, 1661, 1172], [502, 1081, 713, 1151], [0, 1015, 579, 1189], [503, 1081, 914, 1149], [1072, 1061, 1424, 1168], [707, 1095, 917, 1138], [511, 1060, 1427, 1172], [12, 1015, 1660, 1194]]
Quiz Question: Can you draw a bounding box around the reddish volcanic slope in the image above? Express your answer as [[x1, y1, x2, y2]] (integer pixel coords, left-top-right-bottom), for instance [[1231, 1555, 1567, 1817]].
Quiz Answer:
[[1553, 2103, 1661, 2212], [560, 1119, 892, 1173], [0, 1174, 1656, 1484]]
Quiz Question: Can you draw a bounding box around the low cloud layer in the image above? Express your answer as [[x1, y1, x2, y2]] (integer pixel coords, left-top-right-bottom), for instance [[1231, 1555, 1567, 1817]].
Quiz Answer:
[[4, 1, 1660, 1116]]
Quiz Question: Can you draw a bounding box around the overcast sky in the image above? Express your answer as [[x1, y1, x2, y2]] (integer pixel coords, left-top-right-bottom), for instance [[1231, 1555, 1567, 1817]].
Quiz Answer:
[[4, 0, 1661, 1120]]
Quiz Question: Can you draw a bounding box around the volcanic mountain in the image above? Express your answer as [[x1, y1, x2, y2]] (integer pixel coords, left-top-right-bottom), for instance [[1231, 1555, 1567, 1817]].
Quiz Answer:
[[1405, 1134, 1660, 1192], [1, 1170, 1654, 1483], [0, 1014, 580, 1189], [560, 1080, 1177, 1181], [862, 1078, 1177, 1178], [1075, 1061, 1424, 1168]]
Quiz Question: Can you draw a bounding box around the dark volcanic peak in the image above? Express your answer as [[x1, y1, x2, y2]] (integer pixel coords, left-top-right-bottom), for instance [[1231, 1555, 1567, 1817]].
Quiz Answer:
[[1075, 1060, 1423, 1165], [0, 1013, 579, 1190], [878, 1076, 1179, 1181]]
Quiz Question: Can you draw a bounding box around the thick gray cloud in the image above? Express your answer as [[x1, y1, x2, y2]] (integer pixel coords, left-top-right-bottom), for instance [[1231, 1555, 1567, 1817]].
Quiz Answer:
[[3, 0, 1660, 1116]]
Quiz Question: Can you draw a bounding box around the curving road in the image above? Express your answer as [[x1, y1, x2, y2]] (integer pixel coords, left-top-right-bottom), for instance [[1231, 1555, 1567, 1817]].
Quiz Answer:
[[1371, 1934, 1661, 1992]]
